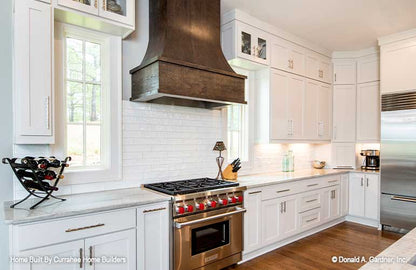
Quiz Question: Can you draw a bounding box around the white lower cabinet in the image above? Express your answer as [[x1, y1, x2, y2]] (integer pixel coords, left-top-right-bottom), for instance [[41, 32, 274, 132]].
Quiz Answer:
[[243, 189, 262, 253], [245, 175, 348, 258], [137, 202, 170, 270], [340, 174, 349, 216], [85, 229, 136, 270], [348, 173, 380, 221]]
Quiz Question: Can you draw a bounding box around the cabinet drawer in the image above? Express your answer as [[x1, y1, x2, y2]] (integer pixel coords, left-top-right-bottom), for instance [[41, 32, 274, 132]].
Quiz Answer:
[[262, 182, 298, 200], [16, 208, 136, 251], [322, 176, 341, 187], [300, 179, 323, 191], [299, 192, 321, 213], [299, 208, 321, 231]]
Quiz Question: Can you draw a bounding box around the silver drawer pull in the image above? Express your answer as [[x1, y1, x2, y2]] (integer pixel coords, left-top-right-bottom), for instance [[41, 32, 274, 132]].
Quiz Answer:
[[248, 191, 262, 195], [276, 189, 290, 193], [307, 184, 318, 187], [328, 180, 338, 183], [391, 196, 416, 203], [306, 217, 318, 223], [306, 199, 318, 203], [65, 223, 105, 233], [174, 207, 246, 228], [143, 207, 166, 213]]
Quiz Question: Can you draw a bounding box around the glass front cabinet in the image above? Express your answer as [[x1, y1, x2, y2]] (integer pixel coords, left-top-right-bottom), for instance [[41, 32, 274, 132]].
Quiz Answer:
[[58, 0, 135, 26], [237, 22, 269, 65]]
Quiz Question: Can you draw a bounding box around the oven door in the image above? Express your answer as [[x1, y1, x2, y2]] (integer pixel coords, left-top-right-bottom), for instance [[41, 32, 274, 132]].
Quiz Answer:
[[174, 207, 245, 270]]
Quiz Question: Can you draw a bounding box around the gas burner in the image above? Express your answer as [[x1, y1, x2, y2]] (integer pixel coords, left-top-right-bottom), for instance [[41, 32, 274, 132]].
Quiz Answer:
[[144, 178, 239, 195]]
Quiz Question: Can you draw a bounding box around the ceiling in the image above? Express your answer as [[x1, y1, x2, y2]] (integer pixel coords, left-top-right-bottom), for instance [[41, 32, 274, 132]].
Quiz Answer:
[[221, 0, 416, 52]]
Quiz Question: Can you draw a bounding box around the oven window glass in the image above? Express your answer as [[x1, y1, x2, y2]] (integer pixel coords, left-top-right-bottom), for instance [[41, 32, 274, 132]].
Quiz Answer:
[[191, 220, 230, 256]]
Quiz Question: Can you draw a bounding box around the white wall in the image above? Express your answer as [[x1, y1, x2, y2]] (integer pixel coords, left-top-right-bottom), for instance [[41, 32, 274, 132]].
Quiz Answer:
[[0, 0, 14, 269]]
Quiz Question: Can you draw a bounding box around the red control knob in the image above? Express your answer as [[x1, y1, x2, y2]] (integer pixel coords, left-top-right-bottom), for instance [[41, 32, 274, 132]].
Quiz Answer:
[[197, 203, 205, 210], [238, 196, 243, 203], [220, 199, 228, 206], [177, 206, 185, 214], [208, 200, 217, 208], [230, 197, 237, 203], [187, 205, 194, 213]]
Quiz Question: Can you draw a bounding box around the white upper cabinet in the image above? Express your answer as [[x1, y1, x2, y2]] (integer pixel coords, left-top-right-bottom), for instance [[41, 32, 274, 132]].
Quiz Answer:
[[357, 54, 380, 83], [57, 0, 98, 15], [270, 69, 305, 141], [333, 59, 356, 85], [333, 85, 356, 142], [271, 37, 305, 76], [331, 143, 356, 168], [305, 51, 332, 83], [357, 81, 380, 142], [221, 20, 269, 69], [14, 0, 54, 144], [304, 79, 332, 141], [380, 36, 416, 94], [57, 0, 135, 26]]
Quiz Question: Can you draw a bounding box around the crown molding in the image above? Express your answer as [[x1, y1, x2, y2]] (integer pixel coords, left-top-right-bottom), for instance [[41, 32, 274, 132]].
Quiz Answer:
[[378, 28, 416, 46]]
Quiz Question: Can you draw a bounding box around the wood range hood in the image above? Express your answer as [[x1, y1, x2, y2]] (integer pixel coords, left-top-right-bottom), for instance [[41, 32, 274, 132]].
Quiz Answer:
[[129, 0, 246, 109]]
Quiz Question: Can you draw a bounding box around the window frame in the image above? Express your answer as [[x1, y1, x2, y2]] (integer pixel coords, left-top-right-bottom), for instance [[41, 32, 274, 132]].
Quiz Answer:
[[223, 67, 254, 171], [53, 23, 122, 185]]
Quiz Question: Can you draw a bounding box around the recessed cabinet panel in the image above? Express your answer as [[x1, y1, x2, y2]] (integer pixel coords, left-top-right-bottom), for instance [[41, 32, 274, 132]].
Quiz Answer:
[[306, 51, 332, 83], [304, 80, 319, 139], [14, 0, 54, 144], [364, 174, 380, 220], [317, 83, 332, 140], [349, 174, 366, 217], [333, 59, 356, 85], [261, 198, 280, 245], [357, 82, 380, 142], [333, 85, 356, 142], [243, 190, 262, 253], [271, 37, 305, 76], [357, 55, 380, 83]]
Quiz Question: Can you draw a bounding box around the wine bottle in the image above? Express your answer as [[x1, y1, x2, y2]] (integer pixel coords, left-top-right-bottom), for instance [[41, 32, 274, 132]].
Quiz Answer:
[[16, 170, 57, 181], [37, 158, 61, 169], [23, 180, 59, 191]]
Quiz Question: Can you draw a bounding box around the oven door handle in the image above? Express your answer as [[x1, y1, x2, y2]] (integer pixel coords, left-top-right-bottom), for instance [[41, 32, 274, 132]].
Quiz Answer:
[[174, 207, 246, 229]]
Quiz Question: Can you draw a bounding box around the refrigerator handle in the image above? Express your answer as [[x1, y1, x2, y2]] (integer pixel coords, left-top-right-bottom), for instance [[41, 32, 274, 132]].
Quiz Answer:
[[391, 196, 416, 203]]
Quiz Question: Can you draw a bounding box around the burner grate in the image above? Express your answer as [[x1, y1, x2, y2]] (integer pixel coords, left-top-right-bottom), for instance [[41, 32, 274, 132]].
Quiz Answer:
[[144, 178, 239, 195]]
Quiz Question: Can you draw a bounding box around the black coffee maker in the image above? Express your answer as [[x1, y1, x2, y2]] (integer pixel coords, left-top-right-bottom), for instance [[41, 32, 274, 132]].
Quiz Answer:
[[360, 150, 380, 170]]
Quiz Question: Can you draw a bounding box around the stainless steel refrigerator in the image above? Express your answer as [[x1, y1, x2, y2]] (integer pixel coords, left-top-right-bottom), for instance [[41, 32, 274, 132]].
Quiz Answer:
[[381, 91, 416, 231]]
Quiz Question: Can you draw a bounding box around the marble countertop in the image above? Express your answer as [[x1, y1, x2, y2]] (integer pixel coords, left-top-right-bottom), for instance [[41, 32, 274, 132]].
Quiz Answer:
[[361, 228, 416, 269], [237, 168, 379, 189], [2, 188, 171, 225]]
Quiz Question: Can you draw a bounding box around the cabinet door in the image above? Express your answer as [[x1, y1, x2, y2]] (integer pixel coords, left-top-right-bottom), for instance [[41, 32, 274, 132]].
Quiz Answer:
[[317, 83, 332, 140], [85, 229, 136, 270], [304, 79, 319, 139], [14, 0, 54, 144], [333, 85, 356, 142], [305, 52, 320, 80], [331, 143, 356, 168], [261, 198, 280, 245], [380, 38, 416, 94], [271, 38, 305, 75], [98, 0, 135, 26], [58, 0, 98, 15], [279, 196, 298, 239], [16, 240, 84, 270], [319, 57, 332, 83], [357, 55, 379, 83], [243, 190, 262, 253], [289, 44, 306, 76], [364, 174, 380, 220], [357, 82, 380, 142], [237, 22, 256, 62], [253, 31, 269, 65], [329, 186, 341, 219], [270, 70, 305, 140], [340, 174, 349, 216], [137, 202, 169, 270], [349, 174, 365, 217], [333, 59, 356, 85]]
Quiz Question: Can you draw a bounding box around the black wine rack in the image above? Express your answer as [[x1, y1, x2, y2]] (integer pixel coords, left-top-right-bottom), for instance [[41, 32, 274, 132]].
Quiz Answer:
[[2, 156, 71, 209]]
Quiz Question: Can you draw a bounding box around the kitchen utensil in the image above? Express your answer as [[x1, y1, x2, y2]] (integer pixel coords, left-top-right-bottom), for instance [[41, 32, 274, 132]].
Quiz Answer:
[[312, 160, 326, 169]]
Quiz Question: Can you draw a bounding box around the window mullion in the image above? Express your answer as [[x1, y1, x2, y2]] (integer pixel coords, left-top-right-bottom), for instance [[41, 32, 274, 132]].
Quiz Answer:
[[82, 41, 87, 167]]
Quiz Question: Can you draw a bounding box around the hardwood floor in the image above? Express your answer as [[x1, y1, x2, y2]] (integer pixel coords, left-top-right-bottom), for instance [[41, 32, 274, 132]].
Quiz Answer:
[[226, 222, 402, 270]]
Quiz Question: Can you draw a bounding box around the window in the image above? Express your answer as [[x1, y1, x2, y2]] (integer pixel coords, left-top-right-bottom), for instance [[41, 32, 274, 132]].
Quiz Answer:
[[54, 23, 122, 184], [227, 67, 250, 163], [65, 37, 103, 168]]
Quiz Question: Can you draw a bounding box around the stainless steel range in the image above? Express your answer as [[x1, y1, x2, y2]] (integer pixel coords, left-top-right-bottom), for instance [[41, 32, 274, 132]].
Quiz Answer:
[[144, 178, 246, 270]]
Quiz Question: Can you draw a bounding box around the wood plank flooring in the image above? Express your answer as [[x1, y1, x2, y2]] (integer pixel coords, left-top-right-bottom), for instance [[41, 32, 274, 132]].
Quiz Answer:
[[226, 222, 402, 270]]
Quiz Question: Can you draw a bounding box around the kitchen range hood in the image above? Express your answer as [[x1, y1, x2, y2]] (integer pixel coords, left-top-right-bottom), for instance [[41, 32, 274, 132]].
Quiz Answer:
[[129, 0, 246, 109]]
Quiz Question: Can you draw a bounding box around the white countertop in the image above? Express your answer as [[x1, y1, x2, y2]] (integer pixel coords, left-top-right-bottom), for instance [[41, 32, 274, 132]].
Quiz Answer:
[[237, 168, 379, 189], [361, 228, 416, 269], [2, 188, 171, 225]]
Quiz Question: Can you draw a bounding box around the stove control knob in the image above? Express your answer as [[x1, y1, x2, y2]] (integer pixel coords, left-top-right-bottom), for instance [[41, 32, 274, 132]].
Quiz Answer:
[[207, 200, 217, 208], [186, 205, 194, 213], [176, 206, 185, 214], [196, 203, 205, 210], [229, 197, 237, 204], [220, 199, 228, 206], [237, 196, 243, 203]]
